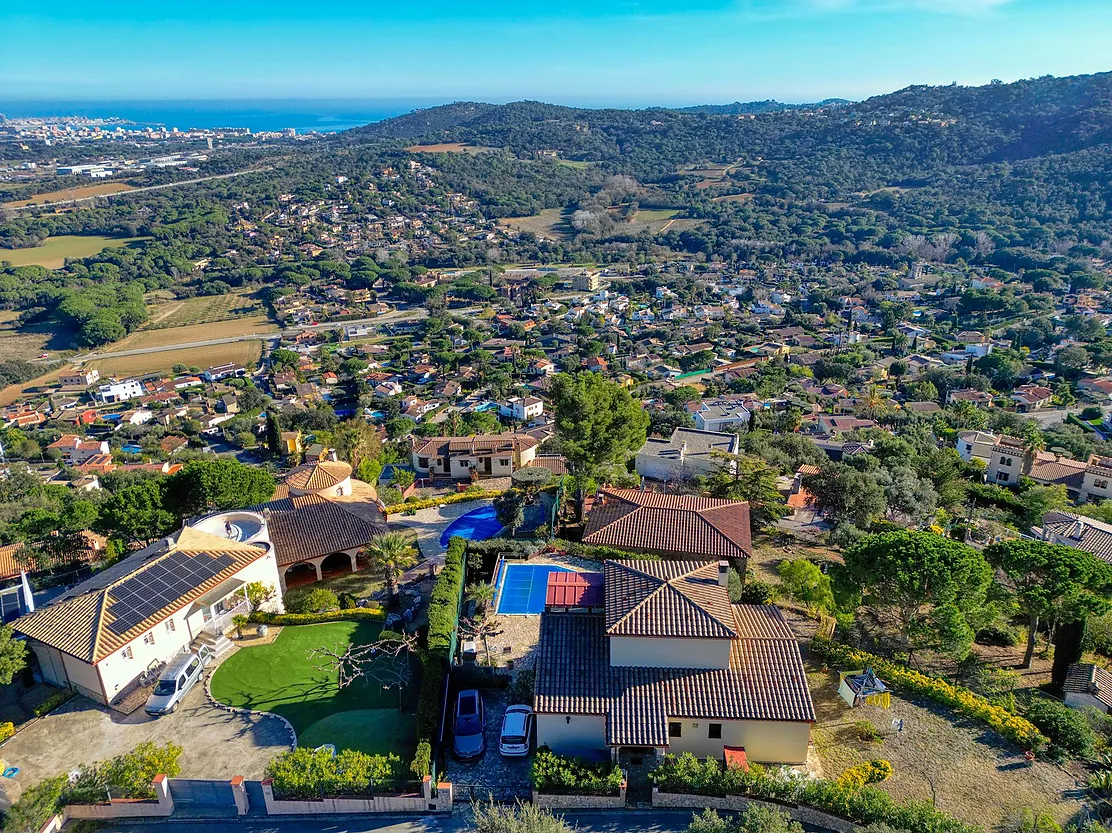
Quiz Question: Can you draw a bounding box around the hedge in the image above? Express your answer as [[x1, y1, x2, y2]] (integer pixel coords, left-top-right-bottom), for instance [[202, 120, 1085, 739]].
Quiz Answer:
[[250, 607, 385, 626], [34, 688, 77, 718], [811, 639, 1047, 751], [652, 753, 979, 833], [266, 747, 403, 799], [549, 539, 661, 562], [383, 490, 503, 515], [531, 748, 625, 796], [0, 721, 14, 743]]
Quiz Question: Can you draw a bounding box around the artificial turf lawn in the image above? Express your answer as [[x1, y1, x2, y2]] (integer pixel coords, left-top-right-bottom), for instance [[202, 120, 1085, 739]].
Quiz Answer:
[[209, 621, 420, 756]]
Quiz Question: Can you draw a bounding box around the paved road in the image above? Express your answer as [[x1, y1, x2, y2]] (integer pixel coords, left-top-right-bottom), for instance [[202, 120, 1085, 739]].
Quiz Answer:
[[7, 168, 275, 211], [100, 809, 704, 833]]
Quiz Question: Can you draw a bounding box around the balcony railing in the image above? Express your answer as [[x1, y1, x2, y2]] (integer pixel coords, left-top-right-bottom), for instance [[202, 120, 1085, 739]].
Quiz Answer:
[[203, 598, 251, 637]]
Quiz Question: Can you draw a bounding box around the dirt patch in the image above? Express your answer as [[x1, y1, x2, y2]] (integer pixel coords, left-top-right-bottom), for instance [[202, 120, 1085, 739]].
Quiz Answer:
[[0, 235, 148, 269], [0, 363, 71, 406], [405, 142, 494, 155], [3, 182, 137, 207], [498, 208, 569, 240], [114, 315, 276, 351], [89, 341, 262, 376], [711, 193, 755, 203]]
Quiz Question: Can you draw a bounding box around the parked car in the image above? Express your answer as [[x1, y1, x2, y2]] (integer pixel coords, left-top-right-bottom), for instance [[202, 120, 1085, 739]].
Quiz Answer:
[[499, 704, 534, 757], [144, 651, 206, 716], [452, 689, 485, 759]]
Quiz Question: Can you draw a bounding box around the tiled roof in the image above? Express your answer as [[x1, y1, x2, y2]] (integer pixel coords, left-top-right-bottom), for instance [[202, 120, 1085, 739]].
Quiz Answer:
[[1040, 510, 1112, 562], [582, 488, 752, 560], [535, 605, 815, 746], [1029, 457, 1086, 491], [411, 433, 538, 458], [637, 428, 739, 463], [13, 528, 265, 663], [605, 560, 737, 639], [1064, 663, 1112, 709], [285, 460, 352, 491], [254, 490, 388, 566]]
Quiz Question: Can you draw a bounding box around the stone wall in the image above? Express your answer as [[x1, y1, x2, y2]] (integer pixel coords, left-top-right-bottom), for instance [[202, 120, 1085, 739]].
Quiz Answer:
[[532, 770, 626, 810], [652, 788, 857, 833], [261, 776, 453, 814], [63, 774, 175, 821]]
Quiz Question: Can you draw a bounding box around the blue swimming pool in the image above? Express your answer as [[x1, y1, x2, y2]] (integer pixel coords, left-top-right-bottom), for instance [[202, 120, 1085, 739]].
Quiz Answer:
[[495, 563, 573, 615], [439, 505, 504, 548]]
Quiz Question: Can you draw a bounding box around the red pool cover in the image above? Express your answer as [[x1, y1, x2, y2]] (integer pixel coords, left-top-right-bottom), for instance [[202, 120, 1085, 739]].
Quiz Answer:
[[546, 571, 604, 607], [723, 746, 749, 771]]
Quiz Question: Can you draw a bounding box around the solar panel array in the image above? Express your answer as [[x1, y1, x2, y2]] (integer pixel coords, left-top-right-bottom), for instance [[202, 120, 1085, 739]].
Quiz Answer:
[[106, 551, 237, 635]]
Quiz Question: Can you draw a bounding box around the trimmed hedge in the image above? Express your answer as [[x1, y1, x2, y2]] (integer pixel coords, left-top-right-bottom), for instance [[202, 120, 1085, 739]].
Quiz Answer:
[[383, 490, 503, 515], [34, 688, 77, 717], [266, 747, 403, 799], [652, 753, 978, 833], [550, 538, 661, 562], [812, 639, 1047, 751], [250, 607, 385, 626], [531, 748, 625, 796]]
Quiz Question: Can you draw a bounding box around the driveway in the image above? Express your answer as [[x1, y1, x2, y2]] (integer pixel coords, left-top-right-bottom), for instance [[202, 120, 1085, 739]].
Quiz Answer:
[[444, 690, 532, 801], [0, 666, 290, 810]]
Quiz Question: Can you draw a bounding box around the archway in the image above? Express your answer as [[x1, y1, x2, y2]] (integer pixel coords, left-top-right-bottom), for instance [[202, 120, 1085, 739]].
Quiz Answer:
[[284, 562, 319, 591], [319, 551, 356, 581]]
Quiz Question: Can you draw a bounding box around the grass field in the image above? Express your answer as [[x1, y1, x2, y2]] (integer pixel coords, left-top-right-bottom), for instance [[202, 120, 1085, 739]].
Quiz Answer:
[[0, 235, 148, 269], [88, 340, 262, 376], [711, 193, 755, 204], [117, 316, 276, 351], [3, 182, 138, 207], [405, 142, 494, 155], [210, 622, 419, 758], [145, 291, 264, 329], [0, 363, 72, 407], [498, 208, 569, 240], [807, 661, 1080, 829], [557, 159, 593, 169]]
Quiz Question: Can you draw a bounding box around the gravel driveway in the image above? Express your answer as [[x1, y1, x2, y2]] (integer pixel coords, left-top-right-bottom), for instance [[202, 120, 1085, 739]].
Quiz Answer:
[[0, 666, 290, 812]]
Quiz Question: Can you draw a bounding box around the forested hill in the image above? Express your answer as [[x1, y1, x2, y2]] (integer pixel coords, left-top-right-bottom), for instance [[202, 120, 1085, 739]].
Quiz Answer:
[[677, 98, 852, 114]]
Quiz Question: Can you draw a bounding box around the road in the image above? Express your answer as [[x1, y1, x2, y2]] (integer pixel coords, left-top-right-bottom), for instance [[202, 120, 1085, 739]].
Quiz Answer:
[[7, 167, 275, 211], [101, 809, 703, 833]]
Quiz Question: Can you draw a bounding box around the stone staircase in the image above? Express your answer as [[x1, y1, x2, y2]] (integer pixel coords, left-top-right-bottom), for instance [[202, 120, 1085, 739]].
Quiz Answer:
[[195, 630, 234, 657]]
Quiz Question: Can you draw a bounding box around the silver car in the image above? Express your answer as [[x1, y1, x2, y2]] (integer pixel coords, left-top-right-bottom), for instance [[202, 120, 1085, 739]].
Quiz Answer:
[[499, 705, 533, 757], [144, 652, 206, 717]]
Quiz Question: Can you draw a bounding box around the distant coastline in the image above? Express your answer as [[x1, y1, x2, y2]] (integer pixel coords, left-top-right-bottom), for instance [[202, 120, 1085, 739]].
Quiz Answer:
[[0, 98, 449, 134]]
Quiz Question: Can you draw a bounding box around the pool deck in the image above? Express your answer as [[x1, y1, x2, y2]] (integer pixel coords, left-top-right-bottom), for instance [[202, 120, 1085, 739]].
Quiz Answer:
[[389, 497, 495, 558]]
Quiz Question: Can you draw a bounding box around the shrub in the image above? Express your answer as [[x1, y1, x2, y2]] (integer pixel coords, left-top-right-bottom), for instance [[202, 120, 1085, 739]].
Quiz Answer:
[[688, 806, 803, 833], [383, 491, 503, 515], [3, 775, 66, 833], [474, 798, 574, 833], [337, 592, 358, 610], [733, 579, 776, 605], [410, 741, 432, 780], [530, 748, 625, 796], [266, 747, 403, 799], [66, 742, 183, 804], [428, 538, 467, 654], [33, 687, 77, 717], [508, 669, 536, 705], [837, 760, 893, 789], [1023, 697, 1095, 757], [652, 753, 978, 833], [416, 652, 447, 744], [250, 607, 384, 626], [975, 624, 1021, 647], [0, 721, 14, 743], [284, 588, 340, 614], [812, 639, 1047, 751], [852, 720, 883, 744]]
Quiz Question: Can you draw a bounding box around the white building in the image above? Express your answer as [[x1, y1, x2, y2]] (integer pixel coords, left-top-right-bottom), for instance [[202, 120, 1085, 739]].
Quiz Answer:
[[498, 396, 544, 423], [635, 427, 739, 482], [15, 514, 283, 707], [98, 379, 145, 404], [692, 397, 752, 433]]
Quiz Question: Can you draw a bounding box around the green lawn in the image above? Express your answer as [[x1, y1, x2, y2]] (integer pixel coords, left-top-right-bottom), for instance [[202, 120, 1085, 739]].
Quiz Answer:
[[0, 235, 148, 269], [210, 621, 419, 757]]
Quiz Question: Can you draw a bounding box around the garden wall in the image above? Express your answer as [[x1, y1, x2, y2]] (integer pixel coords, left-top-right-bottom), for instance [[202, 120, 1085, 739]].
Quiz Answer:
[[62, 774, 175, 821], [260, 776, 453, 814], [652, 788, 857, 833], [532, 781, 626, 810]]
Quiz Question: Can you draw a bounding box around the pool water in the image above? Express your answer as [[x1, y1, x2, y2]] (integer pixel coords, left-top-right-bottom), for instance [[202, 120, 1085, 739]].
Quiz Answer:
[[439, 505, 504, 548], [495, 563, 573, 615]]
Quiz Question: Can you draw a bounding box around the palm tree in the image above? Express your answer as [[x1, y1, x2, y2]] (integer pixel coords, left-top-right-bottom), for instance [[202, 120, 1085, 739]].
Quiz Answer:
[[466, 582, 496, 618], [857, 384, 889, 421], [363, 532, 418, 603]]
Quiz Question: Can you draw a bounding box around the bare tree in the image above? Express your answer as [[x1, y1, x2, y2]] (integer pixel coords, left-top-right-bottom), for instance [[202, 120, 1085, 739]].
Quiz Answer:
[[460, 616, 505, 665], [311, 631, 417, 708]]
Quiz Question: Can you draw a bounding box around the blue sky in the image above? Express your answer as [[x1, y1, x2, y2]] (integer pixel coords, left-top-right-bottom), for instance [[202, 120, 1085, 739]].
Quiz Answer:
[[2, 0, 1111, 104]]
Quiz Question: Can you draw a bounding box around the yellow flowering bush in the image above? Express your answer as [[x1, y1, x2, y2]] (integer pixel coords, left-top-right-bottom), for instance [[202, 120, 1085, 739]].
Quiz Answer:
[[813, 639, 1047, 752], [383, 490, 503, 514], [837, 760, 893, 789]]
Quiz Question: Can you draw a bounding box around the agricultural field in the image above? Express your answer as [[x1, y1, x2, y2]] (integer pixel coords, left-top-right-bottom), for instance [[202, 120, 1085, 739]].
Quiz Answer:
[[0, 235, 148, 269], [557, 159, 593, 169], [498, 207, 569, 240], [144, 291, 264, 329], [711, 192, 755, 204], [88, 340, 262, 376], [0, 363, 71, 407], [114, 316, 276, 352], [2, 181, 137, 207], [404, 142, 495, 155]]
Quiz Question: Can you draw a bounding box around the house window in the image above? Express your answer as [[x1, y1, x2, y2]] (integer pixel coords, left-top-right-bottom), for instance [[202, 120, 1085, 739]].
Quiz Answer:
[[122, 646, 134, 660], [143, 631, 155, 646], [668, 722, 682, 738], [998, 472, 1010, 483], [418, 457, 429, 469], [165, 620, 176, 633], [1096, 479, 1109, 490], [1000, 457, 1013, 466], [708, 723, 723, 739]]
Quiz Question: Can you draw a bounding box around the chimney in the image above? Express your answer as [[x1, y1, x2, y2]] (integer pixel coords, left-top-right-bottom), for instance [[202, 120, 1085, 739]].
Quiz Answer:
[[718, 561, 729, 587], [679, 441, 687, 463]]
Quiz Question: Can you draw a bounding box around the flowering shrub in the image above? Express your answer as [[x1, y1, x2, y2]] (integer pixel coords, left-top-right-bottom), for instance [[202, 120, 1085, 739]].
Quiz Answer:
[[531, 748, 625, 796], [250, 607, 384, 626], [383, 491, 503, 515], [812, 639, 1047, 751], [652, 753, 979, 833], [0, 721, 14, 743], [836, 760, 892, 789]]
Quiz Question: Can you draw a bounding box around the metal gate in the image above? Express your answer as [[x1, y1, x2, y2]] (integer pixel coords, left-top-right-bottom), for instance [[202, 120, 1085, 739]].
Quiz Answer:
[[168, 779, 237, 816]]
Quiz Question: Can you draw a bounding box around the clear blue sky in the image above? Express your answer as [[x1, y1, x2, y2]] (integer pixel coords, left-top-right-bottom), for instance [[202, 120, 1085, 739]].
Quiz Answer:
[[3, 0, 1111, 105]]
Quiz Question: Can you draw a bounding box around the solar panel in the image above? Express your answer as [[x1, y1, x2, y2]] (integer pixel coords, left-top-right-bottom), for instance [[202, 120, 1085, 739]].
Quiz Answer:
[[105, 551, 237, 636]]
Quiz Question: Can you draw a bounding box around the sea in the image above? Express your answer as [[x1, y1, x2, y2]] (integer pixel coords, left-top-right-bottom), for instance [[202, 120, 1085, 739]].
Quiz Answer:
[[0, 98, 452, 134]]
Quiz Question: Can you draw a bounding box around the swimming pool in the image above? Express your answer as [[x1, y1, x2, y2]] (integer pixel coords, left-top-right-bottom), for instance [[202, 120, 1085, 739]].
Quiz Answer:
[[439, 504, 504, 548], [495, 563, 573, 615]]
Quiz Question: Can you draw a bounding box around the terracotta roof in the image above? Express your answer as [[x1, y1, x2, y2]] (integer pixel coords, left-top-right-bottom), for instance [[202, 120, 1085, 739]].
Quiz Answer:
[[13, 528, 266, 663], [535, 605, 815, 746], [1029, 457, 1086, 491], [604, 560, 737, 639], [285, 460, 352, 491], [582, 488, 752, 560], [411, 433, 539, 458], [253, 488, 387, 566]]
